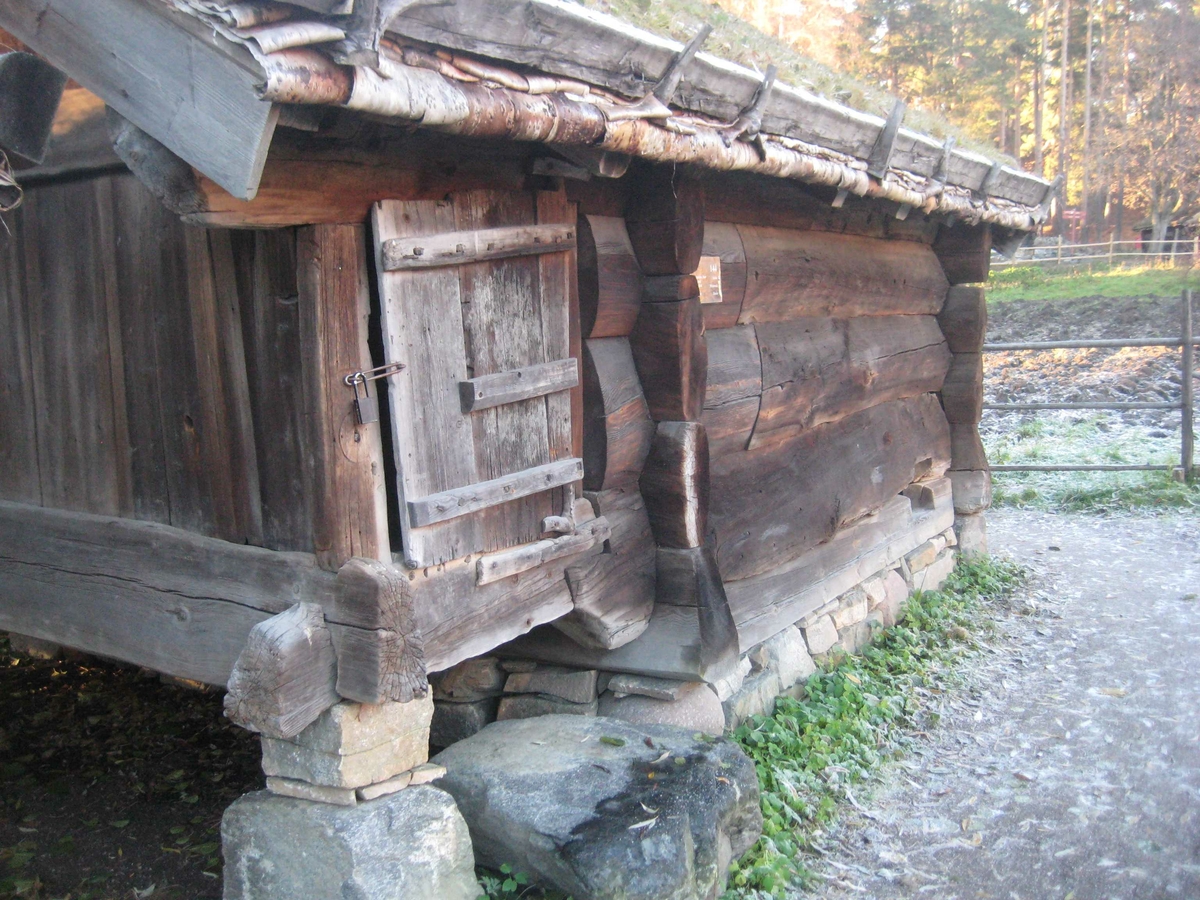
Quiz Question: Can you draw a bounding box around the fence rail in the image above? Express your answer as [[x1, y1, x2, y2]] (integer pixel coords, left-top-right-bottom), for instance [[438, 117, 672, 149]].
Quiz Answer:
[[983, 289, 1195, 479], [993, 236, 1199, 268]]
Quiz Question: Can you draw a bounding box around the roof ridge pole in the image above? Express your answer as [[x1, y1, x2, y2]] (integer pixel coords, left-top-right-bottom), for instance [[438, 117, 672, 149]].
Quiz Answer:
[[865, 99, 905, 180], [651, 23, 713, 105]]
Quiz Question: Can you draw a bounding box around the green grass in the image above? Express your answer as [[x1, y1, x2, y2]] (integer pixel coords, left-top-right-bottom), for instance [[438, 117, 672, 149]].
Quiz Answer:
[[723, 557, 1027, 897], [987, 263, 1199, 303], [984, 414, 1199, 513]]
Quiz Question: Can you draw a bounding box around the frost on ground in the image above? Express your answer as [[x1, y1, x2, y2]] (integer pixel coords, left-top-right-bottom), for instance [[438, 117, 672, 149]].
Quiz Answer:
[[804, 509, 1200, 900], [981, 294, 1198, 509]]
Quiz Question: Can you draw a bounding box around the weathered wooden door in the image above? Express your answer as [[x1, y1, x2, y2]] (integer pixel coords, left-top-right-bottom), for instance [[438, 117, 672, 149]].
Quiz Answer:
[[372, 190, 582, 568]]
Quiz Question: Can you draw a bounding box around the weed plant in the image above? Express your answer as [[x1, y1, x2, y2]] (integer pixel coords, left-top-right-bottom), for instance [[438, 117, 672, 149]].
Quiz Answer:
[[724, 557, 1026, 897]]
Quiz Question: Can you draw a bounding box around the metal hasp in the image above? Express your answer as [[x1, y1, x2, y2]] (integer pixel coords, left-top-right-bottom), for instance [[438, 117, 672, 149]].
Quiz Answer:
[[0, 52, 68, 164]]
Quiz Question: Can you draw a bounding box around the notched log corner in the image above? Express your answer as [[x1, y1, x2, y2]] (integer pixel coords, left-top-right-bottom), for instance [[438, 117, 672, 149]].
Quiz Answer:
[[331, 556, 428, 705], [224, 602, 339, 740]]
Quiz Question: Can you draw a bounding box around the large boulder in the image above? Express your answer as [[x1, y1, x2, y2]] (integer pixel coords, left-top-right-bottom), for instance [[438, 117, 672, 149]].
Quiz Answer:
[[433, 715, 762, 900], [222, 786, 480, 900]]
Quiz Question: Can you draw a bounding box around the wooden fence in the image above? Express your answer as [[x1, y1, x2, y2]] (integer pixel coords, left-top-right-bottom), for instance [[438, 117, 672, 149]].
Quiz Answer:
[[993, 236, 1199, 269], [982, 289, 1195, 481]]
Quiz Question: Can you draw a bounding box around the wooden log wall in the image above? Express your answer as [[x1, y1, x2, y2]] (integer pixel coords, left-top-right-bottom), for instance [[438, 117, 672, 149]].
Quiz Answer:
[[938, 285, 993, 514], [0, 172, 387, 568]]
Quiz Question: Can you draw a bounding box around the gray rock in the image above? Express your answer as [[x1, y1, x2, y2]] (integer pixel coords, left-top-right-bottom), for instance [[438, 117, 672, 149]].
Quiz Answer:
[[434, 715, 762, 900], [431, 657, 506, 702], [598, 681, 725, 733], [504, 666, 599, 704], [222, 786, 481, 900], [831, 588, 868, 629], [607, 673, 692, 701], [723, 670, 783, 728], [496, 693, 598, 720], [955, 512, 989, 555], [758, 626, 816, 689], [801, 614, 839, 656], [709, 657, 751, 702], [913, 548, 957, 592], [431, 697, 499, 748]]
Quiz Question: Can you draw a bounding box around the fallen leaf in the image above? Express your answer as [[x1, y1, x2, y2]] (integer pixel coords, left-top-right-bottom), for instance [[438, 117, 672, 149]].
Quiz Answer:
[[599, 736, 626, 747], [1100, 688, 1128, 698], [628, 816, 658, 832]]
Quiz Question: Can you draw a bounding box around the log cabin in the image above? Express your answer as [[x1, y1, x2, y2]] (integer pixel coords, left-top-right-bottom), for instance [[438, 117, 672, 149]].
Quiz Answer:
[[1, 0, 1046, 816]]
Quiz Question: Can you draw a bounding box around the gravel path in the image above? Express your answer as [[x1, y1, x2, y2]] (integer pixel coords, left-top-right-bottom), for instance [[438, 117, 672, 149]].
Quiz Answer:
[[809, 509, 1200, 900]]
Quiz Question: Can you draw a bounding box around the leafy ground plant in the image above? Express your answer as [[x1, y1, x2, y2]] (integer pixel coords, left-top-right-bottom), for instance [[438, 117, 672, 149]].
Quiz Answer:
[[724, 557, 1027, 897]]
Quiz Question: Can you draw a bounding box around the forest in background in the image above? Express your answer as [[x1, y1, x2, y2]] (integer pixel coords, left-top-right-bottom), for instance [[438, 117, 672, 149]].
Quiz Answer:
[[583, 0, 1200, 244], [737, 0, 1200, 244]]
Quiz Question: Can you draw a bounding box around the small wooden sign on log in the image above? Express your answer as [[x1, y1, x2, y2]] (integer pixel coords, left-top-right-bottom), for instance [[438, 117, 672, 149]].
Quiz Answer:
[[694, 256, 724, 305]]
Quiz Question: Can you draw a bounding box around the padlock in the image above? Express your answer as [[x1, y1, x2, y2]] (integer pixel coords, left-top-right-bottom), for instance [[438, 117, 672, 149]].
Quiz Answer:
[[351, 373, 380, 425]]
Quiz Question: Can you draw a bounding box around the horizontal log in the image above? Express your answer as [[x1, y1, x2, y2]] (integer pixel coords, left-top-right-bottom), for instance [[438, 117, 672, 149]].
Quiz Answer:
[[623, 162, 705, 276], [122, 117, 536, 228], [630, 298, 708, 422], [704, 325, 762, 408], [710, 394, 951, 580], [940, 353, 983, 424], [381, 223, 576, 270], [701, 396, 760, 458], [501, 600, 735, 683], [329, 557, 427, 704], [736, 226, 950, 323], [504, 541, 740, 683], [459, 357, 579, 412], [582, 338, 654, 491], [937, 285, 988, 354], [0, 501, 346, 686], [728, 485, 953, 649], [578, 215, 643, 339], [555, 487, 656, 650], [933, 222, 992, 284], [476, 516, 611, 585], [698, 221, 747, 329], [701, 171, 940, 244], [751, 316, 950, 447], [407, 534, 605, 673], [407, 458, 584, 527], [223, 602, 340, 740], [639, 422, 710, 550]]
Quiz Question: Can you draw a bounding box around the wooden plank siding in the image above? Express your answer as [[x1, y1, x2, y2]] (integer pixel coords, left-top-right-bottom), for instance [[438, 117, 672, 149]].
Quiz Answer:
[[0, 172, 382, 561]]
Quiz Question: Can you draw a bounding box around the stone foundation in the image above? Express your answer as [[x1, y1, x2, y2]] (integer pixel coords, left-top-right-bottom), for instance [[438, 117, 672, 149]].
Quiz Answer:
[[428, 523, 963, 739], [222, 786, 480, 900]]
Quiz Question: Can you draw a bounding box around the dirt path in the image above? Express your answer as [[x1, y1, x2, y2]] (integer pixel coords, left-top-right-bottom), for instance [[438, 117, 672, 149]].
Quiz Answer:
[[810, 509, 1200, 900]]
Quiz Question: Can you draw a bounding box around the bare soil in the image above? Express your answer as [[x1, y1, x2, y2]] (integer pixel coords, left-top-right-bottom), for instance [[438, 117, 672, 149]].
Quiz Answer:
[[985, 295, 1189, 433], [0, 653, 261, 899], [807, 509, 1200, 900]]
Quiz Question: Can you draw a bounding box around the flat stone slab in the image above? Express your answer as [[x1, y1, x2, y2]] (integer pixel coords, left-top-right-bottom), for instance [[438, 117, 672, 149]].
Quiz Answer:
[[433, 715, 762, 900], [222, 786, 480, 900]]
